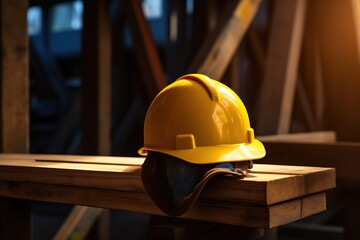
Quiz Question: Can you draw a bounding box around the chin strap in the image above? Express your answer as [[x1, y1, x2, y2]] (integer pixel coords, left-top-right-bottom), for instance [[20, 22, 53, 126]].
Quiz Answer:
[[141, 152, 251, 216]]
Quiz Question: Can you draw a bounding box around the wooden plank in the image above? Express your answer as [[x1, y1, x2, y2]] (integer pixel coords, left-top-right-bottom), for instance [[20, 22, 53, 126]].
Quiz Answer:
[[203, 165, 334, 205], [0, 153, 144, 165], [122, 0, 167, 101], [251, 164, 336, 196], [81, 0, 111, 155], [301, 192, 326, 218], [269, 193, 326, 228], [0, 154, 335, 205], [201, 172, 304, 205], [0, 1, 30, 239], [189, 0, 262, 80], [258, 131, 336, 143], [256, 0, 307, 134], [0, 180, 326, 228]]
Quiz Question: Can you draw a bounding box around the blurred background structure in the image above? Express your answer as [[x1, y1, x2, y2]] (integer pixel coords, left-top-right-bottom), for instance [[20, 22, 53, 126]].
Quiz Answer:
[[1, 0, 360, 239]]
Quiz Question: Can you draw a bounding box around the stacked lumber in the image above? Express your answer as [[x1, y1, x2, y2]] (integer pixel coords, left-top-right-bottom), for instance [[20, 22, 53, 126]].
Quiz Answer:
[[0, 154, 335, 228]]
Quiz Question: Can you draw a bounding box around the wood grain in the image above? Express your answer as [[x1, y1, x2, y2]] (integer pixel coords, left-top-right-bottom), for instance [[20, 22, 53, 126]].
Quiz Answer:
[[0, 180, 326, 228], [0, 154, 335, 206]]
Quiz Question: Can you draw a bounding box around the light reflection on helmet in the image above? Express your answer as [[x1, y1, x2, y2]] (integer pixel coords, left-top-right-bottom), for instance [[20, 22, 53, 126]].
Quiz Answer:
[[138, 73, 265, 164]]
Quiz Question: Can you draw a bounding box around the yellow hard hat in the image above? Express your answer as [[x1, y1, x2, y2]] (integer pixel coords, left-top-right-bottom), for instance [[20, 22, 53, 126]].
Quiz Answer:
[[138, 73, 265, 164]]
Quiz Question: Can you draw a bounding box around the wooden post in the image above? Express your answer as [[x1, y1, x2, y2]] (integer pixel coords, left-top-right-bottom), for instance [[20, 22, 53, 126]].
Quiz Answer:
[[256, 0, 307, 135], [81, 0, 111, 155], [0, 0, 30, 239], [77, 0, 112, 239]]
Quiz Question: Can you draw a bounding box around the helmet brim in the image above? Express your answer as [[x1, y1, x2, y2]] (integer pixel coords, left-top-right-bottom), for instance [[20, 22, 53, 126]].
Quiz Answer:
[[138, 139, 266, 164]]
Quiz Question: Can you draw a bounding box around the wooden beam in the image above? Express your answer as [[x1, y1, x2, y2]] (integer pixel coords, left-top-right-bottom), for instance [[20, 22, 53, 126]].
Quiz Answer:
[[256, 0, 307, 134], [189, 0, 262, 80], [0, 180, 327, 229], [81, 0, 111, 155], [0, 154, 335, 205], [122, 0, 167, 101], [79, 1, 112, 238], [0, 1, 30, 239], [0, 0, 29, 152]]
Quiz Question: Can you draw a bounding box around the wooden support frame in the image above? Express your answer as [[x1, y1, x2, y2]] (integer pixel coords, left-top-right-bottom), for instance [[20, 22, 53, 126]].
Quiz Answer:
[[122, 0, 167, 101], [256, 0, 307, 135], [0, 1, 30, 239], [81, 0, 111, 155], [75, 1, 113, 238], [0, 0, 29, 152]]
